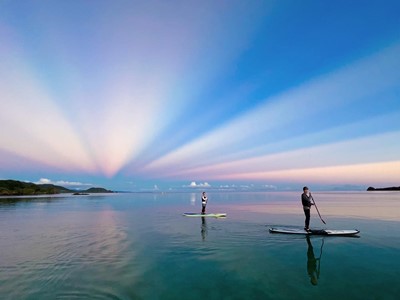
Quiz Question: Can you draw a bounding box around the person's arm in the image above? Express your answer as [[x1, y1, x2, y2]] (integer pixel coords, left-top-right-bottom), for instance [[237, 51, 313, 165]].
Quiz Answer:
[[310, 193, 315, 205], [302, 194, 312, 207]]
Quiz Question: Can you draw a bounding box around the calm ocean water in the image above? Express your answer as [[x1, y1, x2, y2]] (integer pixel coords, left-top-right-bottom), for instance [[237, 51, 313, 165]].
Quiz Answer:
[[1, 191, 399, 300]]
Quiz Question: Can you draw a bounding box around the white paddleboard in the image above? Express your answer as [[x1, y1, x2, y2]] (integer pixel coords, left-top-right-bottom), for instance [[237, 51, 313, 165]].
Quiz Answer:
[[269, 227, 359, 236], [183, 213, 227, 218]]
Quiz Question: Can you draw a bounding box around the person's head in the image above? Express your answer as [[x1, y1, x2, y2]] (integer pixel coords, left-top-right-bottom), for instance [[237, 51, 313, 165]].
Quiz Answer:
[[303, 186, 309, 192], [202, 192, 206, 195]]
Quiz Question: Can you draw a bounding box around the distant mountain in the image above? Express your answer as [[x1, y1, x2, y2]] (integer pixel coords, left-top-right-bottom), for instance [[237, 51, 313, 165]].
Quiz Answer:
[[84, 187, 113, 193], [0, 180, 64, 196], [37, 183, 72, 193], [0, 180, 113, 196], [72, 188, 113, 195], [367, 186, 400, 191]]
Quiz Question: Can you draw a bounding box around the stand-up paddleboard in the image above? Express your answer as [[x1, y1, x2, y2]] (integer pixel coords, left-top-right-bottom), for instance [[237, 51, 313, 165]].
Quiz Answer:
[[269, 227, 359, 236], [183, 213, 227, 218]]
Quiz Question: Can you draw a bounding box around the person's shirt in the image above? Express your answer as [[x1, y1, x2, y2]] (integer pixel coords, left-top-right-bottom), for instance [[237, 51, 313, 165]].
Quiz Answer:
[[202, 195, 208, 205], [302, 193, 312, 210]]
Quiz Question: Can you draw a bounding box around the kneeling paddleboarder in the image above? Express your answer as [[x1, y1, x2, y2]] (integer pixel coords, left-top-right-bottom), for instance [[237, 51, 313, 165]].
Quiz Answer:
[[302, 186, 314, 232]]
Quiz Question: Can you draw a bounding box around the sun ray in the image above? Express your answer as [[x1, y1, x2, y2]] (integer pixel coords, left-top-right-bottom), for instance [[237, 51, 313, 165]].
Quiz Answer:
[[140, 43, 400, 178], [0, 33, 97, 173]]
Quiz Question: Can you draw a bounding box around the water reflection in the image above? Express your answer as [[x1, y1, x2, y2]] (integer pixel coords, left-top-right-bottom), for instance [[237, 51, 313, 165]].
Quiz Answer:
[[201, 217, 208, 241], [190, 193, 196, 206], [306, 236, 324, 286], [0, 196, 62, 208], [228, 191, 400, 221], [1, 192, 399, 299]]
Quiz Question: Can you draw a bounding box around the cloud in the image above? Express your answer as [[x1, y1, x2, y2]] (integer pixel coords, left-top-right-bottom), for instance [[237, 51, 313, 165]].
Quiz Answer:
[[35, 178, 93, 187], [36, 178, 51, 184], [219, 184, 235, 188], [263, 184, 277, 190], [186, 181, 211, 188]]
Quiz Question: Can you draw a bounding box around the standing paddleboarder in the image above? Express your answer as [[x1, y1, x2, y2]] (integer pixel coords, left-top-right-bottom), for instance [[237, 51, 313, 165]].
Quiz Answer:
[[302, 186, 314, 232], [201, 192, 208, 214]]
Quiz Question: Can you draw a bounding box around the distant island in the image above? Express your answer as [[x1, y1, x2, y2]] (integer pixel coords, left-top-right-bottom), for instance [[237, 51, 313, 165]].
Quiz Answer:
[[0, 179, 113, 196], [367, 186, 400, 191]]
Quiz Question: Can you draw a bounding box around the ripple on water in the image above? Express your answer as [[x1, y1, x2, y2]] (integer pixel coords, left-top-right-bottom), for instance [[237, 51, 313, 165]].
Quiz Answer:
[[0, 218, 133, 299]]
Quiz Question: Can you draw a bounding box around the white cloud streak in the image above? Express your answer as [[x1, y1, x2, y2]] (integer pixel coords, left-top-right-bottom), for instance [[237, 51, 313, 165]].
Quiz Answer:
[[186, 181, 211, 188], [35, 178, 93, 187]]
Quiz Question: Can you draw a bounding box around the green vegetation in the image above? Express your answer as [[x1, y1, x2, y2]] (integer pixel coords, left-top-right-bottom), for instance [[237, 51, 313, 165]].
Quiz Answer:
[[0, 180, 61, 196], [85, 187, 113, 193], [0, 180, 113, 196]]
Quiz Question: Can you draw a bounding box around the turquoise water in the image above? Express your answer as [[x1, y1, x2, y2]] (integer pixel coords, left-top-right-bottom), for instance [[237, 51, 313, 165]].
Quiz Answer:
[[1, 192, 399, 299]]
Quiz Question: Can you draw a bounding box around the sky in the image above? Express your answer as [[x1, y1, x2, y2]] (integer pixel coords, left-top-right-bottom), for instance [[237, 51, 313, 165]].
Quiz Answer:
[[0, 0, 399, 191]]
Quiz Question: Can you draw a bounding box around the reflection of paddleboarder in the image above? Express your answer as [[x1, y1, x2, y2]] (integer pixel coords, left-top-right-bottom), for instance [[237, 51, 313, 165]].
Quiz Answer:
[[201, 217, 208, 241], [306, 236, 323, 286], [201, 192, 208, 214]]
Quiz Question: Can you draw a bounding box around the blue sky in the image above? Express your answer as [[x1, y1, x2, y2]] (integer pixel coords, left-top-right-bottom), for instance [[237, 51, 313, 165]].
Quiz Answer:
[[0, 0, 399, 191]]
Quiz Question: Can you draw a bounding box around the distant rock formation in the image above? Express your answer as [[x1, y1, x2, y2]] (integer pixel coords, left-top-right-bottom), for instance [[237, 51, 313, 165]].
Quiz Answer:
[[367, 186, 400, 191]]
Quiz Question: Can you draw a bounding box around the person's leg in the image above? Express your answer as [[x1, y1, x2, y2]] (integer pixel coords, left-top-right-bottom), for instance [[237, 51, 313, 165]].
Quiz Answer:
[[304, 209, 310, 229], [202, 205, 206, 214]]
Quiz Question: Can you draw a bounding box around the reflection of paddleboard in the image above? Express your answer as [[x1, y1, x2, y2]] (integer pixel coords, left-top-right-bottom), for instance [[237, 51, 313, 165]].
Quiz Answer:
[[183, 213, 227, 218], [269, 227, 360, 236]]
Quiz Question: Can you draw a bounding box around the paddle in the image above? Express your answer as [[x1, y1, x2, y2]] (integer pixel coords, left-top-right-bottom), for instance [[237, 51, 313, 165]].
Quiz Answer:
[[311, 194, 326, 224]]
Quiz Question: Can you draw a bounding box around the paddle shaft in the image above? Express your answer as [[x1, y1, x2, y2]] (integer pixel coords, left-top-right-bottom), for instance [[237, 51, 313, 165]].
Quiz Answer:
[[311, 195, 326, 224]]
